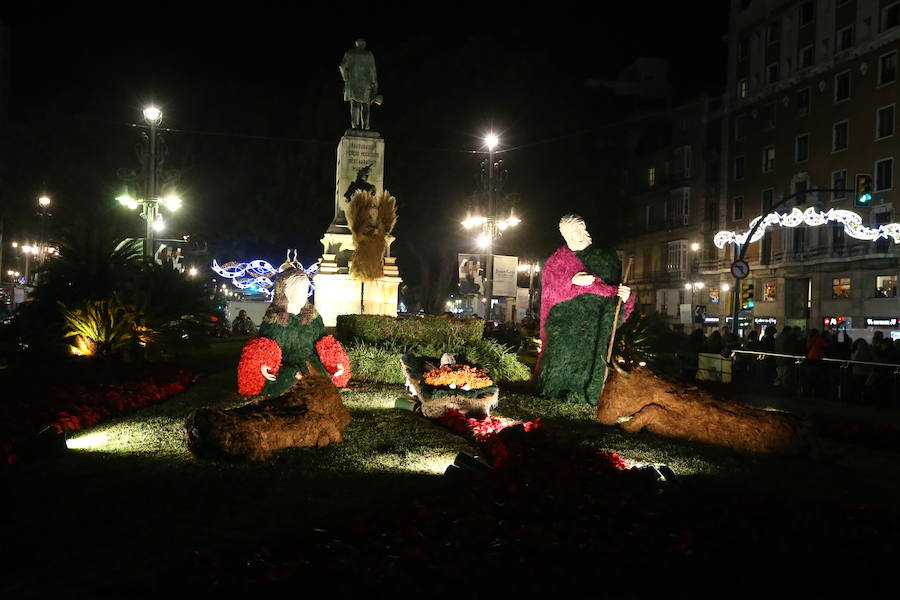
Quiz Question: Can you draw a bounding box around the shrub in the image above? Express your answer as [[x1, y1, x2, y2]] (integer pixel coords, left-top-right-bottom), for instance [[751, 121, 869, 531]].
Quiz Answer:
[[459, 339, 531, 382], [335, 315, 484, 348], [347, 338, 530, 384], [60, 299, 134, 357]]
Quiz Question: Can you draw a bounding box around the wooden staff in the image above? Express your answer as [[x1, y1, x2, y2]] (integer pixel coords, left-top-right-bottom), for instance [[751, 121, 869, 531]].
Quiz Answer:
[[606, 257, 634, 368]]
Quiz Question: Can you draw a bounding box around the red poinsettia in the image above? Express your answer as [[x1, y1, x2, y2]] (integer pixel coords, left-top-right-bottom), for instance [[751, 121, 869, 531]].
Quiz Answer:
[[237, 337, 283, 396], [315, 335, 351, 388]]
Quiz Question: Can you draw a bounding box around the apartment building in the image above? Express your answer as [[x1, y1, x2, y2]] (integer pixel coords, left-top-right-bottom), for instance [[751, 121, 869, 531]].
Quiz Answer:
[[619, 95, 724, 329], [713, 0, 900, 335]]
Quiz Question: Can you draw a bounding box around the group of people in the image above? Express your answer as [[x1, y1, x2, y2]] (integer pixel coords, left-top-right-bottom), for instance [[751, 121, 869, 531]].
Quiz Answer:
[[681, 325, 900, 404], [211, 310, 257, 338]]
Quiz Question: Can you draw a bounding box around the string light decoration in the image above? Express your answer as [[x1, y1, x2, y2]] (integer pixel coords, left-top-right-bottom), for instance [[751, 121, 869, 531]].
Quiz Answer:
[[715, 206, 900, 249], [211, 249, 319, 298]]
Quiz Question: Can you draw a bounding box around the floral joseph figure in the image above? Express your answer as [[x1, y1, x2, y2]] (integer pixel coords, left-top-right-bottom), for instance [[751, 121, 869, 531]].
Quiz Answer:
[[536, 214, 635, 405]]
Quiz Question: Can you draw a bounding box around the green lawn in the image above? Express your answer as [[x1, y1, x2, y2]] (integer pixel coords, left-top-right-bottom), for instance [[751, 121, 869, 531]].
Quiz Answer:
[[3, 340, 900, 596]]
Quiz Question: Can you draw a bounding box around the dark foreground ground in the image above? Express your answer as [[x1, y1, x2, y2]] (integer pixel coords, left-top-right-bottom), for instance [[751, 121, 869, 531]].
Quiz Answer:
[[3, 341, 900, 596]]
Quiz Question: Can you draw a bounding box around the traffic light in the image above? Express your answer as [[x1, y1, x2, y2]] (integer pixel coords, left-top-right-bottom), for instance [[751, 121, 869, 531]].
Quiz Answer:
[[855, 173, 873, 206], [741, 283, 755, 309]]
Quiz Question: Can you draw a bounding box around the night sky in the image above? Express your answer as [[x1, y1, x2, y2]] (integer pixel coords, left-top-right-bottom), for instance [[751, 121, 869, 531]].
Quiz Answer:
[[0, 4, 728, 296]]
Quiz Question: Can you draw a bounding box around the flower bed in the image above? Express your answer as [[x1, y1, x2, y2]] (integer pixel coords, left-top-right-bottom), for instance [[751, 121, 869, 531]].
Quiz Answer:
[[0, 364, 195, 466], [178, 404, 900, 592]]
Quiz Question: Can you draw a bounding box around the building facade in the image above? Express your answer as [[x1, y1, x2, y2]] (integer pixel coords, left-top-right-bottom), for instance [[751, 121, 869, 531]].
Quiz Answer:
[[620, 95, 725, 331], [715, 0, 899, 335]]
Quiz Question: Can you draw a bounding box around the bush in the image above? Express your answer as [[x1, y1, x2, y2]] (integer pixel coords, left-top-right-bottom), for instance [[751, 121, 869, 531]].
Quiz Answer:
[[347, 338, 530, 385], [459, 339, 531, 382], [335, 315, 484, 348]]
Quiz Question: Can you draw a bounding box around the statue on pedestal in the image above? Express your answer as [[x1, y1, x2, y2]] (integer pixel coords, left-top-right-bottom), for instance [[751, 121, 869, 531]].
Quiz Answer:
[[339, 38, 381, 131]]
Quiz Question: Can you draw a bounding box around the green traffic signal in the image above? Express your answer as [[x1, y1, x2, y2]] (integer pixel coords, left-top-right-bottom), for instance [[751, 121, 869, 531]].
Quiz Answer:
[[856, 174, 873, 206]]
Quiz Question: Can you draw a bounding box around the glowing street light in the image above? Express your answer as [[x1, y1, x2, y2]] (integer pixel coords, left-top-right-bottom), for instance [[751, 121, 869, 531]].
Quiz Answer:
[[484, 133, 499, 151], [188, 267, 198, 277], [116, 106, 185, 257], [38, 196, 51, 207], [142, 105, 162, 124]]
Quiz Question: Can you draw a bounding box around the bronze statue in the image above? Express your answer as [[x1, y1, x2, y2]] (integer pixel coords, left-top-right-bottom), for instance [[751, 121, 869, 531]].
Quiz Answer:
[[339, 38, 381, 130]]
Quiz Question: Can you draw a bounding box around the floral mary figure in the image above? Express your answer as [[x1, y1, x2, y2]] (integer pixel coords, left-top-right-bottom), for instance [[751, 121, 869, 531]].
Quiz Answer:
[[536, 215, 635, 405], [256, 269, 335, 397]]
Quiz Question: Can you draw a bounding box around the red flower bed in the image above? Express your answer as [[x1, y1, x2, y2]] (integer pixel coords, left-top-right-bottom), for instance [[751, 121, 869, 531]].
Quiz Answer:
[[178, 414, 900, 592], [0, 364, 195, 466]]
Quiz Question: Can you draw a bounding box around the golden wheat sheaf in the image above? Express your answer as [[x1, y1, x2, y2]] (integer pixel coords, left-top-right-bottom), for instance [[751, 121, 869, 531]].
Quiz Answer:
[[346, 189, 397, 281]]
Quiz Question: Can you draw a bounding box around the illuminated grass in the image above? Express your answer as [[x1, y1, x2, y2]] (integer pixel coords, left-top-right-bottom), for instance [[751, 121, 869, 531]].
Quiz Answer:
[[8, 349, 900, 595]]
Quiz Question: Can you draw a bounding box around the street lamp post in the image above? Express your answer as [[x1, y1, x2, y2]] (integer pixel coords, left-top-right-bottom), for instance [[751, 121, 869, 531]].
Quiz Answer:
[[118, 106, 182, 259], [143, 106, 162, 258], [461, 132, 520, 321], [685, 280, 704, 329]]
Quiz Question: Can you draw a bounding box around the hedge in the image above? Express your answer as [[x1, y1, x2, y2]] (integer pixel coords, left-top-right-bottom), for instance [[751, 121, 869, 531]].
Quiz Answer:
[[335, 315, 484, 348]]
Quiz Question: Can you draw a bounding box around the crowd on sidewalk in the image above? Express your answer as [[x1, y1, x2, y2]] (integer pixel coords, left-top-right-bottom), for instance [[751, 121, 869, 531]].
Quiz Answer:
[[680, 326, 900, 405]]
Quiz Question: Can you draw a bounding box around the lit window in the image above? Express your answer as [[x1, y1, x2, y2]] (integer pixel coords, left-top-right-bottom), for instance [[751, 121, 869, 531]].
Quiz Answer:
[[666, 240, 688, 272], [762, 146, 775, 172], [738, 78, 749, 98], [876, 105, 895, 140], [875, 158, 894, 191], [764, 281, 777, 301], [647, 167, 656, 187], [795, 134, 809, 162], [876, 275, 897, 298], [832, 278, 851, 299], [879, 52, 897, 86], [709, 287, 720, 304], [834, 71, 851, 103], [833, 121, 849, 151]]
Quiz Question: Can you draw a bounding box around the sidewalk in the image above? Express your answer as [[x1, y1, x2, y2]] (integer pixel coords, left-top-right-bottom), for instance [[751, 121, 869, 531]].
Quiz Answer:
[[730, 385, 900, 428]]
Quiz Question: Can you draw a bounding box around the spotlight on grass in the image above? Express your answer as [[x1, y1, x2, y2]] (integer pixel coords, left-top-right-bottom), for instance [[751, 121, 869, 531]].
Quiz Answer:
[[66, 432, 110, 450]]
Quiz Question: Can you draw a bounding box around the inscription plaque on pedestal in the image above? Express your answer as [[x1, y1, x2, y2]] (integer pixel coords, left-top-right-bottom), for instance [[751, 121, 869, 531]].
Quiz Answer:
[[330, 131, 385, 232]]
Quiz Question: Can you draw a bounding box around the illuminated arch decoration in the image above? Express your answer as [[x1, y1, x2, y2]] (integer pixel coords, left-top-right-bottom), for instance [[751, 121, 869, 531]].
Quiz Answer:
[[212, 249, 319, 298], [714, 206, 900, 249]]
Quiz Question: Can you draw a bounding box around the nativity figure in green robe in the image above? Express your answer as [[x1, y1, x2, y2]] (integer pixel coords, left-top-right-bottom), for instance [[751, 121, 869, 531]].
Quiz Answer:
[[536, 214, 635, 405]]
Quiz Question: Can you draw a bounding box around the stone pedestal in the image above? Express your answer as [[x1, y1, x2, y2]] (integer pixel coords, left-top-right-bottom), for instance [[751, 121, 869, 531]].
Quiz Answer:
[[315, 129, 401, 327], [314, 268, 402, 327]]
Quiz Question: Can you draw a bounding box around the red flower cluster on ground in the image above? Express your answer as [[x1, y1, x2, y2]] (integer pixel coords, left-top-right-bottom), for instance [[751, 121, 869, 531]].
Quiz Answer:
[[0, 365, 194, 466], [315, 335, 351, 388], [237, 337, 283, 396], [177, 413, 900, 593]]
